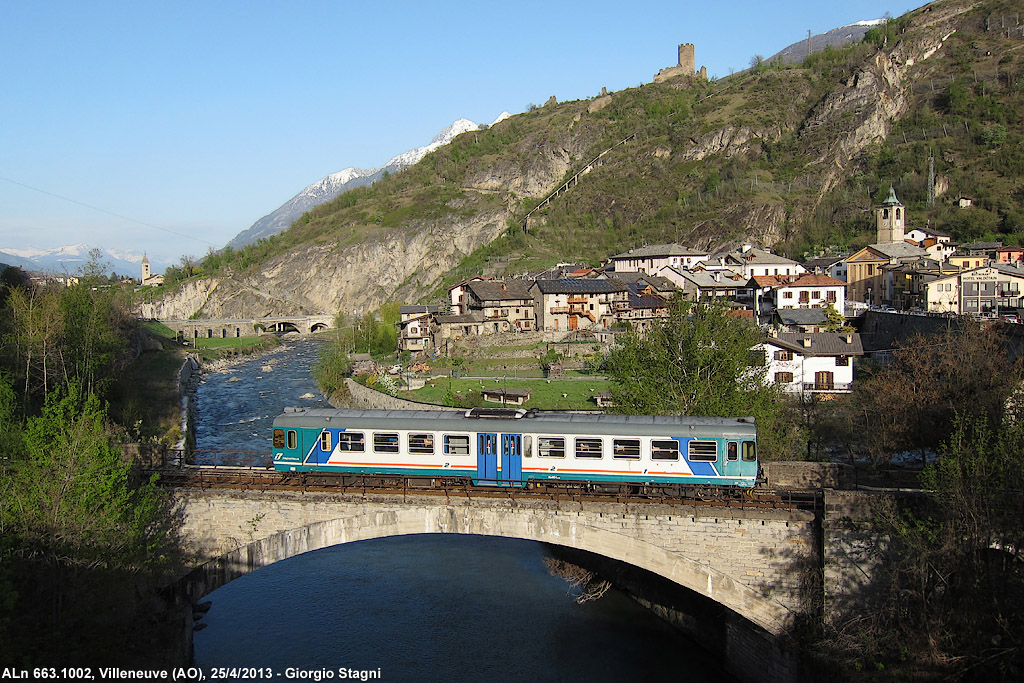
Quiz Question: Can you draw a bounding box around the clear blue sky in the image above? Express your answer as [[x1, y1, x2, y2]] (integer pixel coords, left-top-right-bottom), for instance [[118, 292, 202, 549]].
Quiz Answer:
[[0, 0, 909, 268]]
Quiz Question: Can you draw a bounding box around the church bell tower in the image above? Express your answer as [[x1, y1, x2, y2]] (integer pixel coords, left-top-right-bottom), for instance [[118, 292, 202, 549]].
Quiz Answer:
[[875, 186, 905, 244]]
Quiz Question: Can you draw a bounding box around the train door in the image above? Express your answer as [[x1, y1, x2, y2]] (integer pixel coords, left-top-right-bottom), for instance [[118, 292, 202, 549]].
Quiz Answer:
[[477, 433, 498, 484], [500, 433, 523, 487], [721, 440, 742, 479]]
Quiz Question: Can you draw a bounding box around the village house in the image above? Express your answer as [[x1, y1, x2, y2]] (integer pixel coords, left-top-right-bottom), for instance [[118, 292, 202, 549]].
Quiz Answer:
[[748, 272, 847, 319], [996, 246, 1024, 265], [397, 305, 439, 353], [609, 244, 709, 274], [461, 279, 536, 333], [924, 264, 1024, 316], [531, 278, 629, 332], [757, 332, 864, 395], [801, 255, 848, 282], [712, 245, 805, 279], [657, 266, 745, 300], [769, 308, 831, 334]]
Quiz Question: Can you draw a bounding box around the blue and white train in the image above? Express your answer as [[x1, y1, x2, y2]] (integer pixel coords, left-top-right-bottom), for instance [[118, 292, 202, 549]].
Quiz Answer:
[[272, 407, 759, 489]]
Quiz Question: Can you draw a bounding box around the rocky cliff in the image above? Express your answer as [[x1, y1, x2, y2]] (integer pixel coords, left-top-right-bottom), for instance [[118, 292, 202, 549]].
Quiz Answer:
[[144, 0, 991, 320]]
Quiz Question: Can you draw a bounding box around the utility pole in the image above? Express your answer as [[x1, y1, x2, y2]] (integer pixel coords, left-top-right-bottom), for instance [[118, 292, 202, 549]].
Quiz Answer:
[[807, 30, 812, 60], [928, 154, 936, 206]]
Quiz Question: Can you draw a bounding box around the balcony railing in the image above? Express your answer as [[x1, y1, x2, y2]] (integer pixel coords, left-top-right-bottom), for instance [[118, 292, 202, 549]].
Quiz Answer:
[[802, 382, 853, 393]]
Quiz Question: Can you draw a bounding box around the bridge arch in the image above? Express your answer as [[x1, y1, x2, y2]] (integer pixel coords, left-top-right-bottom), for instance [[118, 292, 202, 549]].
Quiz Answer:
[[180, 499, 799, 636]]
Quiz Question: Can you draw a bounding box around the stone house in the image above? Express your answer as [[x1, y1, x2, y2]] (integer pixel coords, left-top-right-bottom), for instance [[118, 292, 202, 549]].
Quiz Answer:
[[461, 280, 536, 333], [657, 266, 745, 300], [531, 279, 629, 332]]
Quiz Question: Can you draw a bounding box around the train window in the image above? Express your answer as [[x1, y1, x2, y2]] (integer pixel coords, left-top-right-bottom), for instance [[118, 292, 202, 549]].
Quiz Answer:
[[409, 433, 434, 454], [742, 441, 757, 462], [612, 439, 640, 460], [727, 442, 738, 461], [444, 434, 470, 455], [374, 432, 400, 453], [523, 435, 533, 458], [337, 432, 364, 452], [688, 440, 718, 461], [651, 440, 679, 460], [274, 429, 285, 449], [287, 430, 297, 450], [538, 437, 565, 458], [575, 438, 602, 459], [320, 431, 332, 451]]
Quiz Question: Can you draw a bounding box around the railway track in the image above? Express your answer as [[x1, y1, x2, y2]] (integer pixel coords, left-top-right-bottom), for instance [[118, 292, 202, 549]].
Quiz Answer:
[[150, 465, 822, 513]]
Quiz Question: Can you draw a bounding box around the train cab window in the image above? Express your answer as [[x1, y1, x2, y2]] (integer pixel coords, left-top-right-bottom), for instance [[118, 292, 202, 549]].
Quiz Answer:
[[444, 434, 470, 455], [286, 430, 297, 450], [409, 433, 434, 454], [742, 441, 757, 462], [688, 440, 718, 461], [374, 432, 400, 453], [612, 439, 640, 460], [727, 442, 738, 461], [320, 431, 332, 451], [651, 440, 679, 461], [575, 437, 603, 459], [274, 429, 285, 449], [337, 432, 364, 452], [538, 437, 565, 458]]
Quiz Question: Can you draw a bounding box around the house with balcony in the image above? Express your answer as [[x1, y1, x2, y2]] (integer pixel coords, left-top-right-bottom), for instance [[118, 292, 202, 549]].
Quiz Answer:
[[530, 278, 629, 332], [462, 279, 536, 333], [398, 305, 439, 353], [757, 332, 864, 395]]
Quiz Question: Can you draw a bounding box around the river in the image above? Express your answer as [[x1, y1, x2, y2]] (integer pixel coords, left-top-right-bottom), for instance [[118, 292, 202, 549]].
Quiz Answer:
[[190, 338, 731, 681]]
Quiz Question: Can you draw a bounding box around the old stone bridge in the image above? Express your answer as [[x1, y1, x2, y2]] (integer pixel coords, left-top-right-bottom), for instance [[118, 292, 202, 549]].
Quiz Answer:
[[160, 314, 334, 340], [171, 469, 878, 681]]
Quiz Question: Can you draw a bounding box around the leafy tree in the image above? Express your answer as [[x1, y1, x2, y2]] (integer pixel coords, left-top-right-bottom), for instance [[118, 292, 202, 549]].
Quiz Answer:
[[0, 381, 178, 665], [606, 299, 800, 458]]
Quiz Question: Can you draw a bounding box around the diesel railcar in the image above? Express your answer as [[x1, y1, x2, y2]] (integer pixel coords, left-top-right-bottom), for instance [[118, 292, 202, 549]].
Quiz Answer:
[[272, 407, 758, 489]]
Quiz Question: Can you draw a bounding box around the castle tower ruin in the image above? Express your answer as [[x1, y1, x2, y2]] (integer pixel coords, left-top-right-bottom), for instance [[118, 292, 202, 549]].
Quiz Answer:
[[655, 43, 708, 84]]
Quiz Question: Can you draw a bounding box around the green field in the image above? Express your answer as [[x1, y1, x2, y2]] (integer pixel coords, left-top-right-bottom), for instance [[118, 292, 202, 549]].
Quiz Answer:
[[403, 377, 616, 411]]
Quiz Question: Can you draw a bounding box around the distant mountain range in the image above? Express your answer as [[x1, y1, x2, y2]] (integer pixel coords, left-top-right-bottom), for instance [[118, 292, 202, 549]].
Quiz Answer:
[[226, 113, 510, 250], [0, 244, 160, 278]]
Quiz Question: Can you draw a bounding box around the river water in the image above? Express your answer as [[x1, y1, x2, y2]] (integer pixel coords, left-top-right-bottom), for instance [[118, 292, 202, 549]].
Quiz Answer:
[[190, 339, 730, 681]]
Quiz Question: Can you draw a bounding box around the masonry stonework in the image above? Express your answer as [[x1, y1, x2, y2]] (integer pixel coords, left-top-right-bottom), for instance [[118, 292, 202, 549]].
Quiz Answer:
[[175, 488, 816, 637]]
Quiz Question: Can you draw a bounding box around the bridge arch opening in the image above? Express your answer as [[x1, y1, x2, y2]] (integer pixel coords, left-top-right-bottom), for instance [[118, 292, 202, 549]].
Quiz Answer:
[[182, 504, 795, 637], [275, 321, 301, 334], [310, 322, 329, 333]]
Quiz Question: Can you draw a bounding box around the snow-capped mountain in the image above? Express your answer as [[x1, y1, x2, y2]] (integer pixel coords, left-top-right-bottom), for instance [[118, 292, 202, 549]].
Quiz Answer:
[[0, 243, 160, 278], [226, 114, 510, 250], [767, 18, 886, 65]]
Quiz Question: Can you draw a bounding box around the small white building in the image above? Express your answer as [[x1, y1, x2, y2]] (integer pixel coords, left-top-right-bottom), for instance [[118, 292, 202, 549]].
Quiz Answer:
[[712, 246, 806, 279], [750, 273, 847, 317], [757, 332, 864, 395]]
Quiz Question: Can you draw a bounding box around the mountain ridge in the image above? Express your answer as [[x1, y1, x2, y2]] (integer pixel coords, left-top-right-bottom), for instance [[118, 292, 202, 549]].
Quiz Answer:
[[226, 114, 510, 250]]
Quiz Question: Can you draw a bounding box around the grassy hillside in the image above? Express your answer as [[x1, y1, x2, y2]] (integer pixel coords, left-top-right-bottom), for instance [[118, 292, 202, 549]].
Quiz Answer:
[[166, 0, 1023, 306]]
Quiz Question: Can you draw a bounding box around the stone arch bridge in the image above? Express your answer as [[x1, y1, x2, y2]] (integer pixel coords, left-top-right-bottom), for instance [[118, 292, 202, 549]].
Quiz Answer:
[[172, 486, 877, 680], [160, 314, 333, 340]]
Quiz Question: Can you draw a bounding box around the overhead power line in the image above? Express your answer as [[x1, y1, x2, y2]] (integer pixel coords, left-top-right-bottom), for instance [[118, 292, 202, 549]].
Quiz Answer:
[[0, 175, 218, 249]]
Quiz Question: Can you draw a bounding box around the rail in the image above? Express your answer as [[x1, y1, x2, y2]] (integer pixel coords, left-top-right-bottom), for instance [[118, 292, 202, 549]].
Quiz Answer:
[[147, 463, 823, 514]]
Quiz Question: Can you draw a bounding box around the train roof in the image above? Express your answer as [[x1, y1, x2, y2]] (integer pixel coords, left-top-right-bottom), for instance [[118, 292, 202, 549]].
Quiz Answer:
[[272, 408, 757, 438]]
